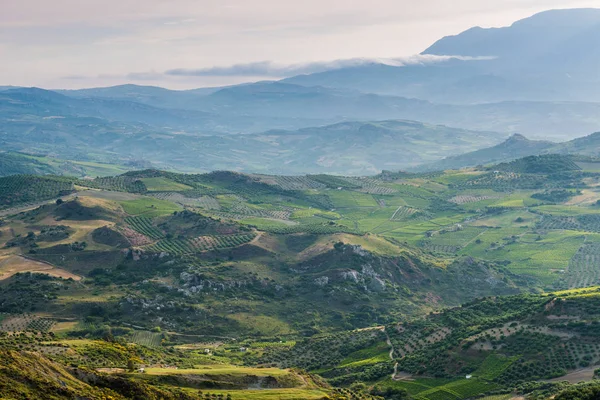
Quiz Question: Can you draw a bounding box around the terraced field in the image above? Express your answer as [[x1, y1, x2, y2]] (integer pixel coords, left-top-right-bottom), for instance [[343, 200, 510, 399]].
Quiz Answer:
[[124, 216, 165, 239]]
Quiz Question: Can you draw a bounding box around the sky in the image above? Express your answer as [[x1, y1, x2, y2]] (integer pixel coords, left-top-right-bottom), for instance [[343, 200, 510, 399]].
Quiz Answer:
[[1, 0, 599, 89]]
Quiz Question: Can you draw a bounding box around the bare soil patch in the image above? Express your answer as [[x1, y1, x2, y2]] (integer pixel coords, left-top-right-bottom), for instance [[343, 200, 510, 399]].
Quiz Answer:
[[0, 255, 81, 280]]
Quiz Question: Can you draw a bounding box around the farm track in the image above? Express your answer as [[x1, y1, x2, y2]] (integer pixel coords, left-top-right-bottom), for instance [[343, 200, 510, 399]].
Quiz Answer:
[[382, 326, 401, 381]]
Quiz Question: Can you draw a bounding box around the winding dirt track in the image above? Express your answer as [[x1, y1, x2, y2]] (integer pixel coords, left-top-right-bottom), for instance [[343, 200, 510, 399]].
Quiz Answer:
[[382, 326, 400, 380]]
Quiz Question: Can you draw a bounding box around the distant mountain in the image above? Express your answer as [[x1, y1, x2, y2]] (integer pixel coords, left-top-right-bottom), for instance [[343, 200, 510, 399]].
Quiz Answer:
[[59, 84, 224, 110], [551, 131, 600, 157], [10, 84, 600, 138], [415, 134, 555, 171], [415, 129, 600, 172], [0, 86, 328, 134], [0, 108, 507, 175], [425, 9, 600, 59], [285, 9, 600, 103], [230, 120, 504, 174]]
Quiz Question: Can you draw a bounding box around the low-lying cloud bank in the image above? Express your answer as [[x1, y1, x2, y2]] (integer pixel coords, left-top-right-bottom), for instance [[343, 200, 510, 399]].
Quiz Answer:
[[165, 55, 494, 77]]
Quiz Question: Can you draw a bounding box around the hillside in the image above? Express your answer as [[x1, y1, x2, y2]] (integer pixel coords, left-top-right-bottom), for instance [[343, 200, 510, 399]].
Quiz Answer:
[[415, 134, 555, 171], [0, 158, 599, 397], [0, 152, 132, 178], [416, 130, 600, 172], [260, 287, 600, 399]]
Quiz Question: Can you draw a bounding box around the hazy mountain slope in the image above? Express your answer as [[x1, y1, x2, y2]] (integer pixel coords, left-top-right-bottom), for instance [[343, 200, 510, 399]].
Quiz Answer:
[[424, 8, 600, 61], [285, 9, 600, 103], [232, 120, 504, 174], [0, 87, 332, 134], [0, 153, 62, 176], [550, 132, 600, 157], [415, 134, 555, 171], [0, 107, 508, 174], [59, 83, 224, 109], [12, 83, 600, 139], [0, 87, 219, 131], [415, 129, 600, 172]]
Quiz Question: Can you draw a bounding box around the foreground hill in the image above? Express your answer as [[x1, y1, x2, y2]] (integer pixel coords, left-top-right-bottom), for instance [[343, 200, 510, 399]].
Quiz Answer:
[[0, 158, 600, 397], [259, 287, 600, 399]]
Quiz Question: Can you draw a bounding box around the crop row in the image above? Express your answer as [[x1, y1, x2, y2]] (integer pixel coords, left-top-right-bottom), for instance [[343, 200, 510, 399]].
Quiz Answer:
[[255, 223, 358, 235], [423, 243, 460, 254], [151, 192, 221, 210], [124, 216, 165, 239], [559, 242, 600, 289], [130, 330, 163, 348], [391, 206, 420, 220], [454, 173, 546, 191], [224, 202, 291, 220], [258, 175, 327, 191], [0, 313, 56, 332], [449, 195, 496, 204], [79, 176, 147, 193], [0, 175, 75, 209], [145, 233, 256, 255], [538, 215, 600, 233], [342, 177, 398, 195]]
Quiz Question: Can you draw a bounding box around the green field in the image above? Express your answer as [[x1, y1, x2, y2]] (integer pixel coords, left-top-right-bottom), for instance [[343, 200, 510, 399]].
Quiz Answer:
[[119, 197, 182, 217]]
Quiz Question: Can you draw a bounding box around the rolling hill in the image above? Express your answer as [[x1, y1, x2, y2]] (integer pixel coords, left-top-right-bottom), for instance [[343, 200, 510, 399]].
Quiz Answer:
[[0, 155, 599, 398]]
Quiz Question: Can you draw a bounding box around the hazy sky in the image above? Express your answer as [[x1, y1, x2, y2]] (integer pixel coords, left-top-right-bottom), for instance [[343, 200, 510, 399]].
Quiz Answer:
[[1, 0, 598, 89]]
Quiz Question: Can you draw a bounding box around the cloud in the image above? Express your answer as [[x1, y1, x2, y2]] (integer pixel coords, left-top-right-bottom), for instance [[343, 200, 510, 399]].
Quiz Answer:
[[126, 71, 165, 80], [165, 55, 494, 78]]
